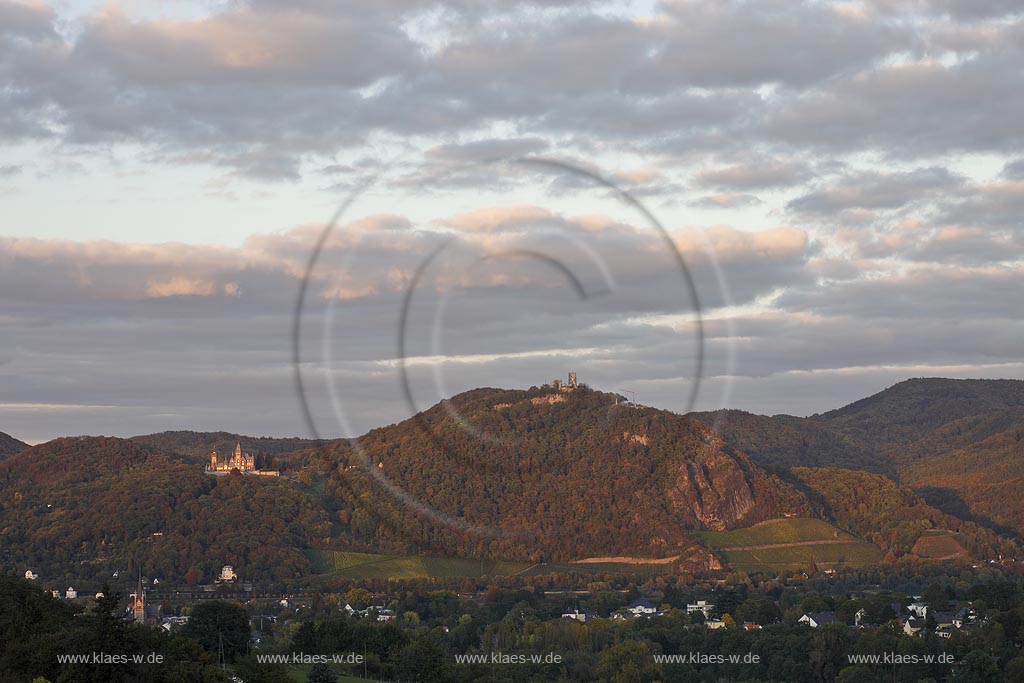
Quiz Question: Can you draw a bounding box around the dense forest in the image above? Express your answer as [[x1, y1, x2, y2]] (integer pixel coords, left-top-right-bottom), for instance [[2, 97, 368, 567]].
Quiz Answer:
[[4, 379, 1024, 587], [688, 410, 894, 475], [320, 385, 813, 562], [791, 468, 1015, 560], [694, 378, 1024, 542], [0, 437, 338, 586]]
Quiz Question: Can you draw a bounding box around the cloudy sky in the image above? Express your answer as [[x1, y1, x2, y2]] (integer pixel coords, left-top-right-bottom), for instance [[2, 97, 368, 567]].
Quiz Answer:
[[2, 0, 1024, 443]]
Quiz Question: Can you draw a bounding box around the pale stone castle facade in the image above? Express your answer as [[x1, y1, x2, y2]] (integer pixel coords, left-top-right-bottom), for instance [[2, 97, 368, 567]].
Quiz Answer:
[[205, 443, 279, 476]]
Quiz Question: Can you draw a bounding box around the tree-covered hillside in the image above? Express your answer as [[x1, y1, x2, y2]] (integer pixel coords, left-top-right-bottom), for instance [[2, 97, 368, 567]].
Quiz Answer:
[[819, 377, 1024, 453], [695, 379, 1024, 540], [688, 409, 893, 475], [0, 430, 28, 459], [0, 437, 338, 586], [3, 380, 1022, 586], [791, 467, 1015, 560], [131, 430, 327, 464], [323, 385, 814, 563]]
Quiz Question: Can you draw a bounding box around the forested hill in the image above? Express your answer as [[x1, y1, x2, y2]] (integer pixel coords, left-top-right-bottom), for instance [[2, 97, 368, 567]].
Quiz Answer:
[[323, 384, 814, 562], [0, 389, 815, 581], [3, 379, 1022, 586], [687, 409, 893, 475], [0, 436, 337, 587], [0, 430, 28, 458], [818, 377, 1024, 454], [130, 430, 328, 462], [693, 378, 1024, 540]]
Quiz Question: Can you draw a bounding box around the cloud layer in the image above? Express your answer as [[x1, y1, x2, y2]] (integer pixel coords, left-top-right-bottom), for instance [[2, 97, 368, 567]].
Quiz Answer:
[[2, 0, 1023, 440]]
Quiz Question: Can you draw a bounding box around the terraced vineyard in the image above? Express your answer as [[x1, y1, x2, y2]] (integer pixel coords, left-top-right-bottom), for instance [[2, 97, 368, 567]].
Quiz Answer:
[[911, 530, 971, 560], [699, 518, 884, 572]]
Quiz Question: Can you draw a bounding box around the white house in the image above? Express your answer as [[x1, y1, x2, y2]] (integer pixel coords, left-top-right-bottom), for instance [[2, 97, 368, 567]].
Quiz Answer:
[[65, 587, 77, 599], [562, 609, 599, 622], [799, 611, 838, 628], [907, 602, 928, 618], [218, 565, 238, 582], [686, 600, 715, 618], [627, 599, 658, 616], [24, 570, 37, 581], [706, 618, 727, 629]]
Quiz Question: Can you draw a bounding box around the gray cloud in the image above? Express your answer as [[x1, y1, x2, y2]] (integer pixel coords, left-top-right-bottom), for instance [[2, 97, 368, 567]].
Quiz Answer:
[[788, 166, 965, 215], [3, 0, 1024, 440], [695, 159, 813, 191], [0, 213, 813, 440]]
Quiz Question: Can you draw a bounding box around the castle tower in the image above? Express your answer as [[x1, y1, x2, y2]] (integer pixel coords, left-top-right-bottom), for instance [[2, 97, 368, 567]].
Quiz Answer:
[[568, 372, 577, 388], [209, 451, 218, 471]]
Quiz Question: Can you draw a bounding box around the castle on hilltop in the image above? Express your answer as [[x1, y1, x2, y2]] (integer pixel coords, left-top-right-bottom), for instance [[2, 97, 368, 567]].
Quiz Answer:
[[552, 372, 579, 392], [205, 443, 279, 476]]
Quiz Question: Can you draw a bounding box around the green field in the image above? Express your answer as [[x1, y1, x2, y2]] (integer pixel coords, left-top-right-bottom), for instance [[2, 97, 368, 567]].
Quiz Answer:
[[699, 518, 857, 546], [699, 518, 884, 572], [309, 549, 531, 579], [307, 518, 885, 579]]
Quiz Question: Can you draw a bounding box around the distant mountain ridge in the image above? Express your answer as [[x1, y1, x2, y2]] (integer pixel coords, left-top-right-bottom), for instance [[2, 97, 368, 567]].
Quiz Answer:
[[0, 431, 28, 459], [694, 378, 1024, 540], [130, 430, 328, 462], [1, 378, 1020, 586]]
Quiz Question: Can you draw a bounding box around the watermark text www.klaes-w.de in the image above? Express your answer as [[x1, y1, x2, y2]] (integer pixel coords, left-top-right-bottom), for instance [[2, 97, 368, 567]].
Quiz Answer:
[[255, 652, 365, 665], [56, 652, 164, 665], [654, 652, 761, 665], [848, 652, 956, 665], [454, 651, 563, 665]]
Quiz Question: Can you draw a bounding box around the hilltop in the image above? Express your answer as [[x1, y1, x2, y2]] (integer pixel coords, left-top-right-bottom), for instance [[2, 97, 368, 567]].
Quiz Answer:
[[326, 384, 814, 563], [0, 430, 28, 459], [819, 377, 1024, 455]]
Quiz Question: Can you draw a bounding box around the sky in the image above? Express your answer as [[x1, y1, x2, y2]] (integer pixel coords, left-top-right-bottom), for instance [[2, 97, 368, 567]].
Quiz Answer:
[[2, 0, 1024, 443]]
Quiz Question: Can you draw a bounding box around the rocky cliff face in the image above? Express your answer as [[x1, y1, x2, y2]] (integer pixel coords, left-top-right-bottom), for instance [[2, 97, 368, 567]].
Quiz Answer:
[[665, 428, 810, 531]]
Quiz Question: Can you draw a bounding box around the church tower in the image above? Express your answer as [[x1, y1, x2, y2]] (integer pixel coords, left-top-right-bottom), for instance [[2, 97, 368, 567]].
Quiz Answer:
[[132, 570, 145, 623]]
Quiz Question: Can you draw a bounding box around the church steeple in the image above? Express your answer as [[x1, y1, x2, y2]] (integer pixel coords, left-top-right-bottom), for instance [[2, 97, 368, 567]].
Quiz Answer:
[[133, 569, 145, 623]]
